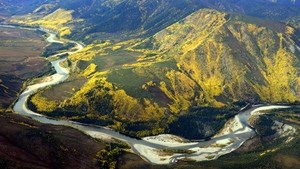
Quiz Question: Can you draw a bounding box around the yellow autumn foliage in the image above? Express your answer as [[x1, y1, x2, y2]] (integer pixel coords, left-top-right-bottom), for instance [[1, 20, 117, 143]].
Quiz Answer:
[[159, 70, 197, 113], [31, 93, 58, 112], [28, 8, 300, 127], [111, 90, 165, 121], [146, 9, 227, 54], [14, 9, 74, 37], [177, 40, 227, 106], [143, 99, 165, 120], [286, 26, 295, 35], [82, 63, 97, 77], [70, 42, 112, 61], [67, 77, 112, 107], [111, 89, 143, 120], [255, 46, 297, 102], [112, 45, 122, 51]]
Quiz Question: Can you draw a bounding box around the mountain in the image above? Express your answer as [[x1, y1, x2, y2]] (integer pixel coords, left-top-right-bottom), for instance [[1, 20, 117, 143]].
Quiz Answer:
[[0, 0, 299, 168], [2, 0, 300, 41], [0, 0, 46, 15], [267, 0, 300, 5], [0, 0, 299, 139], [25, 8, 300, 139]]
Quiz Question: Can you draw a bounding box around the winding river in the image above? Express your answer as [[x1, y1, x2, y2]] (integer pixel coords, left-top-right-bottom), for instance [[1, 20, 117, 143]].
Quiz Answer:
[[4, 24, 293, 164]]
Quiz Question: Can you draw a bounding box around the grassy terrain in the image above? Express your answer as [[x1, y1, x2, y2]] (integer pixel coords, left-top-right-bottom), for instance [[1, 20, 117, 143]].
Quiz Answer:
[[0, 27, 51, 110]]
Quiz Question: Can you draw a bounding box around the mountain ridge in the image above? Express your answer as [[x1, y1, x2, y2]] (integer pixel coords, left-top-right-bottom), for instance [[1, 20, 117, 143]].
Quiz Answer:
[[2, 0, 300, 42], [0, 1, 300, 169]]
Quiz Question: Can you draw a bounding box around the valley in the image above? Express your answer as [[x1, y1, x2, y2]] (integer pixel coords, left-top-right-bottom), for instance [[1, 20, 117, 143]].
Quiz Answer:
[[10, 26, 300, 166], [25, 9, 300, 140], [0, 0, 299, 168]]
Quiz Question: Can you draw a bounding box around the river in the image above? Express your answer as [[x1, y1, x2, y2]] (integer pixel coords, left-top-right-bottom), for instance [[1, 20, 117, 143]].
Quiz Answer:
[[6, 24, 293, 164]]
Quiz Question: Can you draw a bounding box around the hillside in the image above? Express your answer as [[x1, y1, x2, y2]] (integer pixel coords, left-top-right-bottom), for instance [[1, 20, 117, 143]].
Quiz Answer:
[[0, 111, 150, 169], [3, 0, 300, 41], [27, 9, 300, 139], [0, 1, 299, 168], [133, 10, 300, 105], [0, 26, 51, 110]]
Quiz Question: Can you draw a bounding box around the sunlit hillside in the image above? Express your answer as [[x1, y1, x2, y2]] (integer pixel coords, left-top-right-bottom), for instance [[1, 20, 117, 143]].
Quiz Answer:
[[27, 9, 300, 138], [0, 0, 300, 169]]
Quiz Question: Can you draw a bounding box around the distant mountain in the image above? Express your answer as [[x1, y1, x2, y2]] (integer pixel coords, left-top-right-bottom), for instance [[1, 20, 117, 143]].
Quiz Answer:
[[0, 0, 46, 15], [267, 0, 299, 5], [1, 0, 300, 41]]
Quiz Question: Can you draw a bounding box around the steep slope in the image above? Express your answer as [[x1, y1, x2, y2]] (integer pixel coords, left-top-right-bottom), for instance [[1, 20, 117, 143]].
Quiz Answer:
[[9, 0, 204, 40], [28, 9, 300, 138], [134, 9, 300, 105]]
